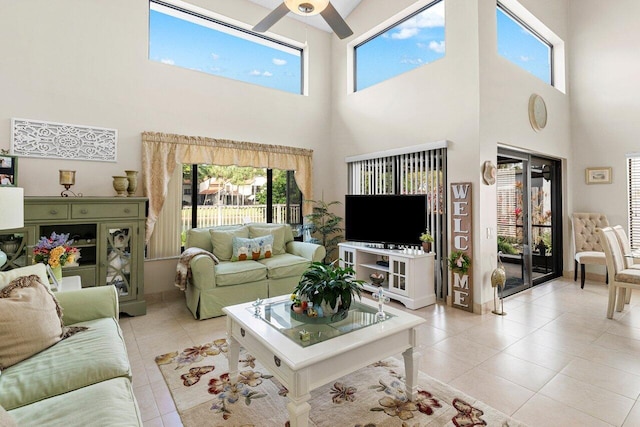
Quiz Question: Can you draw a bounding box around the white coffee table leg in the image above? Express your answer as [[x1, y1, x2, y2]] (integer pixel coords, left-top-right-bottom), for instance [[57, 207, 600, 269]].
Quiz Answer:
[[402, 347, 420, 400], [287, 395, 311, 427], [227, 334, 240, 382]]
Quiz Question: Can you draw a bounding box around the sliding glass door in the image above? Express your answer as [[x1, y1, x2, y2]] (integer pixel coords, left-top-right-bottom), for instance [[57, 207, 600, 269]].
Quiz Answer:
[[497, 148, 562, 297]]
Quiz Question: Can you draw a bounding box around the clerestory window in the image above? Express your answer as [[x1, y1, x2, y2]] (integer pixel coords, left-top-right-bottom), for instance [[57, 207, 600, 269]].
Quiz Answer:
[[497, 2, 553, 86], [149, 0, 303, 95], [354, 0, 445, 92]]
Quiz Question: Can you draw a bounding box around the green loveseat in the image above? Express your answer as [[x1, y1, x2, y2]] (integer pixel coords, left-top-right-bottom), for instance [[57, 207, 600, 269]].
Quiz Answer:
[[0, 264, 142, 426], [184, 223, 325, 319]]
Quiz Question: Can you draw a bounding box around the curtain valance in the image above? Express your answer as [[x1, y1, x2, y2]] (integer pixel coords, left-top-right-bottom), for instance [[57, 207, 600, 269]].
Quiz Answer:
[[142, 131, 313, 243]]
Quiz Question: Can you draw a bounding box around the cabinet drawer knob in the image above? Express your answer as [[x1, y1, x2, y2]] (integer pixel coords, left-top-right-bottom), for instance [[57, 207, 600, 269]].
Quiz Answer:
[[80, 209, 88, 214], [49, 209, 58, 215], [124, 208, 130, 213]]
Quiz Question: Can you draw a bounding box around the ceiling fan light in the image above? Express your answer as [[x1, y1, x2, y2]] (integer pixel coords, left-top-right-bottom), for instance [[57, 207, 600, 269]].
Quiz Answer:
[[284, 0, 329, 16]]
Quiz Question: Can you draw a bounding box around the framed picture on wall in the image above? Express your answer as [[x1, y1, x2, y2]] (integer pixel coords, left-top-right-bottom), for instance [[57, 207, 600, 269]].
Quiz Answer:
[[585, 167, 612, 184], [0, 155, 17, 186]]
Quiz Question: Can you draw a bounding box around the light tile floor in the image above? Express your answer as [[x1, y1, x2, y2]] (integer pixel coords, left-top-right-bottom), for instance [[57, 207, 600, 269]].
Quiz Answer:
[[121, 277, 640, 426]]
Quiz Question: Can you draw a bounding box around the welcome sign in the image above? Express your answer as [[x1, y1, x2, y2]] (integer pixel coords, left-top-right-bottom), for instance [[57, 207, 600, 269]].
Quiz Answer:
[[450, 182, 473, 312]]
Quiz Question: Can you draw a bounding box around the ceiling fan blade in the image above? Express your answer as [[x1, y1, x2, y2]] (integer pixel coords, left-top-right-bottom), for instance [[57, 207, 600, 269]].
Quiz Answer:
[[253, 2, 290, 33], [320, 2, 353, 39]]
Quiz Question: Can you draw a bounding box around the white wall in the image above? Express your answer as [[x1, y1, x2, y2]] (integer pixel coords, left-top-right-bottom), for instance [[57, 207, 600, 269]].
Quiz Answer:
[[0, 0, 333, 294], [0, 0, 333, 197], [569, 0, 640, 230], [331, 0, 570, 311], [477, 0, 571, 303], [4, 0, 625, 302], [330, 0, 483, 309]]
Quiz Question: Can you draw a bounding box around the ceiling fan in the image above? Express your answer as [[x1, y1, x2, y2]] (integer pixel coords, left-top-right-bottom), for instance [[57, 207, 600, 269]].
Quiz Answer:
[[253, 0, 353, 39]]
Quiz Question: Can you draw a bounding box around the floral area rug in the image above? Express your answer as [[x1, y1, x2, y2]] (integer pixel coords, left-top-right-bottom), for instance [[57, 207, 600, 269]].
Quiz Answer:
[[155, 338, 527, 427]]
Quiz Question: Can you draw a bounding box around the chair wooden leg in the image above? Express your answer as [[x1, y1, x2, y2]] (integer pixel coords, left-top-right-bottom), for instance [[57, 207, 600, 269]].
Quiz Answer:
[[616, 288, 626, 312], [580, 264, 586, 289], [574, 260, 578, 282], [625, 288, 632, 304], [607, 283, 617, 319]]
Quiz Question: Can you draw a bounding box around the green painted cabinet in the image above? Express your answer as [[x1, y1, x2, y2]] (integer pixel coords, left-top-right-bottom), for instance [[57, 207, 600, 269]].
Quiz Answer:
[[0, 197, 147, 316]]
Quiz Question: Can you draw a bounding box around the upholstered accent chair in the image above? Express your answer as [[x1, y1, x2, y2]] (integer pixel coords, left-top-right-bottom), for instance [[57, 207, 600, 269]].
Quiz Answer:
[[571, 212, 609, 288], [597, 226, 640, 318], [612, 225, 638, 304]]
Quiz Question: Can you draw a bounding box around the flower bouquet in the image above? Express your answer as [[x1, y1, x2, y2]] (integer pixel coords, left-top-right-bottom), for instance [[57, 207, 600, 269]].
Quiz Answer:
[[33, 232, 79, 268]]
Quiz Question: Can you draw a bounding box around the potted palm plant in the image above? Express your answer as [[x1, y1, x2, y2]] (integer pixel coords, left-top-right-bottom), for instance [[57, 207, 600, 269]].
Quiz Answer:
[[304, 198, 344, 264], [293, 260, 365, 318]]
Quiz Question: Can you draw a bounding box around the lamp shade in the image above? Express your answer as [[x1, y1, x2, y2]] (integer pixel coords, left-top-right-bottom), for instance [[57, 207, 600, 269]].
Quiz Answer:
[[0, 187, 24, 230]]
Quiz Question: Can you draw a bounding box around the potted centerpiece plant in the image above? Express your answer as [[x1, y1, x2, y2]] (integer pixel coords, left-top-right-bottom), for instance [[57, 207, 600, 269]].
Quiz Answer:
[[293, 260, 365, 318], [419, 229, 434, 252]]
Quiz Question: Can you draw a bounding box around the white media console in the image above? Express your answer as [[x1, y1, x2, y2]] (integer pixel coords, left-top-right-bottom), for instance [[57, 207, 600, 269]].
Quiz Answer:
[[338, 242, 436, 309]]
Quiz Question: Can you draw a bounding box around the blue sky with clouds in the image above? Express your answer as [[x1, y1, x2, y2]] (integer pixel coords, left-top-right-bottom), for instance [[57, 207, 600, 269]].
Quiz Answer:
[[356, 1, 446, 91], [497, 7, 551, 84], [149, 8, 302, 94], [149, 1, 550, 94]]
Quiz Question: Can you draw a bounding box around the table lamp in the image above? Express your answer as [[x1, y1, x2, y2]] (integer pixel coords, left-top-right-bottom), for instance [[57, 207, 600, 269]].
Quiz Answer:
[[0, 187, 24, 267]]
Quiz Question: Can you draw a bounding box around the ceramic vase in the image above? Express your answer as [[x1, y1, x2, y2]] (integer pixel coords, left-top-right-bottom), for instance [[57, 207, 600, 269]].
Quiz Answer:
[[125, 170, 138, 197], [320, 296, 342, 316], [112, 176, 129, 197], [422, 242, 432, 253], [1, 238, 20, 255]]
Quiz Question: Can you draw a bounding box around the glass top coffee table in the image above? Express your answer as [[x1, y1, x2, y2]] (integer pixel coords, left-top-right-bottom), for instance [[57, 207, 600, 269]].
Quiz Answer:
[[254, 297, 396, 347], [223, 295, 426, 427]]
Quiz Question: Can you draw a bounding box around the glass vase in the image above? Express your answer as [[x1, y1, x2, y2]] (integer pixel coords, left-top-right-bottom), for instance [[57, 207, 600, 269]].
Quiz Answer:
[[50, 265, 63, 282]]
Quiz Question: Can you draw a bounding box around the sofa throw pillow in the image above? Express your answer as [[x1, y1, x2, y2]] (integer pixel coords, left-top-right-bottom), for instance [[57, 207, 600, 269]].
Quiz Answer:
[[249, 225, 287, 255], [231, 235, 274, 261], [209, 226, 249, 261], [0, 263, 50, 291], [0, 274, 66, 370]]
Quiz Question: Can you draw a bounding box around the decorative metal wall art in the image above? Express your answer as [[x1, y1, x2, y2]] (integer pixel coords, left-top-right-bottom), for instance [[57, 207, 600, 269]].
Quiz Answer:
[[11, 118, 117, 162]]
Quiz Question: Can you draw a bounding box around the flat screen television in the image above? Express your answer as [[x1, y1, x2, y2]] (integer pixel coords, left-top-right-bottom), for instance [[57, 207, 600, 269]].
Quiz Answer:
[[345, 194, 428, 248]]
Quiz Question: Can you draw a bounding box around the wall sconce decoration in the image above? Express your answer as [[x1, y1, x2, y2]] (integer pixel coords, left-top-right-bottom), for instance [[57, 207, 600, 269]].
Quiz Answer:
[[59, 170, 82, 197], [482, 161, 497, 185]]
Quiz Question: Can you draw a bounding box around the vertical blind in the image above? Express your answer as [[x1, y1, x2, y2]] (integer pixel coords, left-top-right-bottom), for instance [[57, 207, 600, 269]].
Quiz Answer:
[[627, 154, 640, 248], [346, 144, 447, 299]]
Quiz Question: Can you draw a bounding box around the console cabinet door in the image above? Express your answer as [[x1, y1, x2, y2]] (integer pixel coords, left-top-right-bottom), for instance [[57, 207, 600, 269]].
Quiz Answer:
[[388, 256, 409, 296], [100, 222, 138, 301], [0, 226, 35, 271], [339, 246, 356, 271]]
